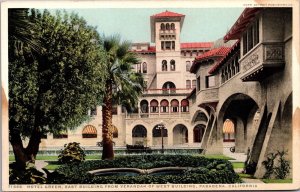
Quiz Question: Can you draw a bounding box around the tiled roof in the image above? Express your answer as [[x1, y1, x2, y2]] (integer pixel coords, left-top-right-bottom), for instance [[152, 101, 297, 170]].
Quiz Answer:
[[181, 42, 213, 49], [224, 8, 261, 41], [190, 47, 231, 73], [208, 41, 240, 74], [152, 10, 185, 18]]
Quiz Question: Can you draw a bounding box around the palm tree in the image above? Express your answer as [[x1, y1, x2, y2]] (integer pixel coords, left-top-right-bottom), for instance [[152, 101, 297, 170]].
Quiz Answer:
[[101, 35, 144, 160]]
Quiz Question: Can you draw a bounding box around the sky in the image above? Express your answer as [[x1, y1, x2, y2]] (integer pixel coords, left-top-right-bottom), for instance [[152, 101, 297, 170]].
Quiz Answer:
[[50, 8, 244, 43]]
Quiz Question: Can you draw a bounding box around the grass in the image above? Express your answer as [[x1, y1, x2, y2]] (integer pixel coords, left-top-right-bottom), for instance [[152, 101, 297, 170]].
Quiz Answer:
[[44, 164, 61, 170], [199, 154, 235, 160], [232, 162, 245, 169], [262, 178, 293, 183], [238, 173, 256, 179]]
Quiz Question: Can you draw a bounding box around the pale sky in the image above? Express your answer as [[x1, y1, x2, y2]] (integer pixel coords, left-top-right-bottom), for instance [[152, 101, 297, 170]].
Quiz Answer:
[[50, 8, 244, 43]]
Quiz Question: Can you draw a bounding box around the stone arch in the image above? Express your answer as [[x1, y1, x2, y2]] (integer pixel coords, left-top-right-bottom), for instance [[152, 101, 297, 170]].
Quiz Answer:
[[160, 99, 169, 113], [218, 93, 259, 153], [171, 99, 179, 112], [181, 99, 189, 112], [162, 81, 176, 93], [191, 108, 210, 123], [152, 124, 168, 146], [132, 125, 147, 145], [170, 23, 175, 30], [193, 124, 205, 143], [150, 99, 159, 113], [160, 23, 165, 30], [173, 124, 188, 145]]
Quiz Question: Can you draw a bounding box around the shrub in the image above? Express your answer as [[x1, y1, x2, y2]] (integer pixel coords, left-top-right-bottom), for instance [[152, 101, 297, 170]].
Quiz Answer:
[[49, 154, 241, 184], [262, 152, 278, 179], [9, 162, 47, 184], [274, 150, 291, 179], [58, 142, 86, 164]]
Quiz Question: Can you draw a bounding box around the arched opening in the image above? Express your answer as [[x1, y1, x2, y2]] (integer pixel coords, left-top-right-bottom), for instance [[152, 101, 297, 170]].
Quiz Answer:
[[140, 100, 149, 113], [142, 62, 147, 73], [171, 99, 179, 112], [181, 99, 189, 112], [152, 124, 168, 146], [162, 81, 176, 94], [162, 60, 167, 71], [112, 125, 118, 138], [150, 99, 159, 113], [223, 119, 235, 142], [166, 23, 170, 30], [160, 99, 169, 113], [170, 23, 175, 30], [193, 124, 205, 143], [82, 125, 97, 138], [170, 60, 175, 71], [173, 124, 188, 145], [194, 112, 208, 122], [132, 125, 147, 145], [219, 93, 259, 153], [160, 23, 165, 30]]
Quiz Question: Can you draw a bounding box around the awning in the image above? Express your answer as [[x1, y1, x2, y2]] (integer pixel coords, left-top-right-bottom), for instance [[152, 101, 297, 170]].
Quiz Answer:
[[223, 119, 234, 133], [82, 125, 97, 135]]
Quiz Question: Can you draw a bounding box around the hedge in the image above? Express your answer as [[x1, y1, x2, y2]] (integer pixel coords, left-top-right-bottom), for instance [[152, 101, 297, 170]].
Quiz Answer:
[[46, 154, 241, 184]]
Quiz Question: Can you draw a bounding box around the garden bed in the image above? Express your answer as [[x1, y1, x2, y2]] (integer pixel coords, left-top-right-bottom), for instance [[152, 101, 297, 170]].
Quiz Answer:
[[47, 154, 241, 184]]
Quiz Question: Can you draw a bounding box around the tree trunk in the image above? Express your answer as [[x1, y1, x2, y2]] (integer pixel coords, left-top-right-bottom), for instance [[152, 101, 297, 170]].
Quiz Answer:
[[102, 80, 114, 160]]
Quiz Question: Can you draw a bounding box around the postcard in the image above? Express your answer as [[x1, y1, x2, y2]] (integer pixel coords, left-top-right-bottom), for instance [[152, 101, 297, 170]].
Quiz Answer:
[[1, 0, 300, 191]]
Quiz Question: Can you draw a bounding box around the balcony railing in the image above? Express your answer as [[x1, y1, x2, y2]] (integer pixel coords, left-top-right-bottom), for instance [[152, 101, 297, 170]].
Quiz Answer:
[[143, 88, 194, 95], [125, 112, 190, 119], [196, 87, 219, 105], [240, 42, 285, 81]]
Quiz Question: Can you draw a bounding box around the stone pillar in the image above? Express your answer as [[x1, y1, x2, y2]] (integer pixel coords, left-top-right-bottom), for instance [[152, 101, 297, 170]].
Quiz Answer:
[[235, 118, 246, 153], [167, 127, 173, 146], [188, 127, 194, 146]]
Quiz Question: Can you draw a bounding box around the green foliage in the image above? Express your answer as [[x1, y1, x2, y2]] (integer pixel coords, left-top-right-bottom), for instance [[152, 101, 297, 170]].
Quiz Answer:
[[9, 162, 47, 184], [262, 152, 278, 179], [9, 9, 106, 138], [274, 150, 291, 179], [262, 150, 291, 179], [58, 142, 86, 164], [48, 155, 241, 184]]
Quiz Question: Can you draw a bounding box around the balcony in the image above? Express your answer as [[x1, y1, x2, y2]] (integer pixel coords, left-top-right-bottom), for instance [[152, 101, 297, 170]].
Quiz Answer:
[[240, 42, 285, 81], [125, 111, 190, 120], [196, 87, 219, 105], [159, 29, 176, 34], [143, 88, 194, 96]]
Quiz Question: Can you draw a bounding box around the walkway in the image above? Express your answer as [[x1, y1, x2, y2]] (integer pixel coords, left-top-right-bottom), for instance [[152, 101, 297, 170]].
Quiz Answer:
[[35, 160, 48, 176]]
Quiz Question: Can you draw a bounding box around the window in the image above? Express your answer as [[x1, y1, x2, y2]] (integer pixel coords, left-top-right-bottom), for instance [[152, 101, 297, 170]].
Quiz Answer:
[[171, 99, 179, 112], [160, 100, 169, 113], [205, 76, 216, 88], [160, 23, 165, 30], [150, 100, 159, 113], [170, 60, 175, 71], [190, 51, 193, 57], [142, 62, 147, 73], [171, 41, 175, 50], [197, 76, 201, 91], [181, 99, 189, 112], [165, 41, 171, 50], [186, 61, 191, 71], [186, 80, 191, 89], [192, 80, 196, 89], [166, 23, 170, 30], [137, 63, 141, 73], [161, 41, 165, 50], [171, 23, 175, 30], [90, 106, 97, 116], [162, 60, 167, 71], [243, 19, 259, 55]]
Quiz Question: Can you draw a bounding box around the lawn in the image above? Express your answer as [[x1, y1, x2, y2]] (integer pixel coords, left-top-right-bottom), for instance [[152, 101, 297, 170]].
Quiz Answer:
[[262, 179, 293, 183], [231, 162, 245, 169], [198, 154, 235, 160]]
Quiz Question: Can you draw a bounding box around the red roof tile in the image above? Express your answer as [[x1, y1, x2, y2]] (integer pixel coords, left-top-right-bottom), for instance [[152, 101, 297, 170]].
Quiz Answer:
[[190, 47, 231, 73], [181, 42, 213, 49], [224, 8, 261, 41], [152, 10, 185, 18], [208, 41, 240, 74]]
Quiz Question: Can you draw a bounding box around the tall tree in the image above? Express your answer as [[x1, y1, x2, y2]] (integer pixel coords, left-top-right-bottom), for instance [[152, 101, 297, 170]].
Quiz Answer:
[[101, 36, 144, 160], [9, 9, 105, 169]]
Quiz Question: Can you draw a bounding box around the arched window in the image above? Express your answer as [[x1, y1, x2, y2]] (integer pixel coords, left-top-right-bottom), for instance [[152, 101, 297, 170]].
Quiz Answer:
[[112, 125, 118, 138], [150, 99, 159, 113], [142, 62, 147, 73], [181, 99, 189, 112], [170, 60, 175, 71], [160, 99, 169, 113], [186, 61, 191, 71], [193, 124, 205, 143], [82, 125, 97, 138], [162, 60, 167, 71], [162, 81, 176, 94], [171, 99, 179, 112], [160, 23, 165, 30], [140, 100, 149, 113], [223, 119, 235, 142], [171, 23, 175, 30], [166, 23, 170, 30], [186, 80, 191, 89]]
